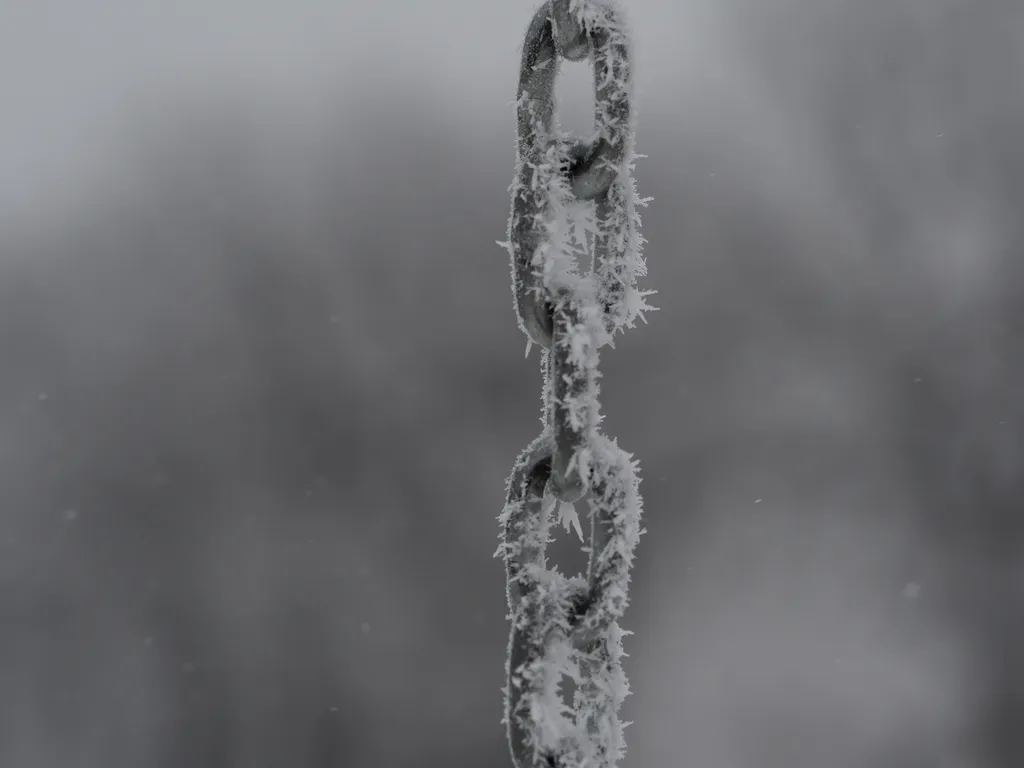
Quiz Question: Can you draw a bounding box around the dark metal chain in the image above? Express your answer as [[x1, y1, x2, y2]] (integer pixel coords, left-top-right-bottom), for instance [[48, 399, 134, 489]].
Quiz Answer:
[[497, 2, 653, 766]]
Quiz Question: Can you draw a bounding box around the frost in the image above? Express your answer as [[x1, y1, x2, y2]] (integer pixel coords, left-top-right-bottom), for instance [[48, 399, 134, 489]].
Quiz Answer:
[[499, 2, 649, 766], [559, 500, 584, 542], [499, 434, 644, 768]]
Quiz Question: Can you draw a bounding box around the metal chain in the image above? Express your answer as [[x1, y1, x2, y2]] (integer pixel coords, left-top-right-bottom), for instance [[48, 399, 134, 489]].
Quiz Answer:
[[497, 2, 653, 767]]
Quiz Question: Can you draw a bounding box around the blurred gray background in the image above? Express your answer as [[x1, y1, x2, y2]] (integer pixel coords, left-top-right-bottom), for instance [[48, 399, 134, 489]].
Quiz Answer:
[[1, 0, 1022, 766]]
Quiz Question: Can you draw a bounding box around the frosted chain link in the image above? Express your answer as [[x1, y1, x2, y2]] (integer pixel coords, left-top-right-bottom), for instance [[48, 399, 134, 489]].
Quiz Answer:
[[496, 2, 653, 767]]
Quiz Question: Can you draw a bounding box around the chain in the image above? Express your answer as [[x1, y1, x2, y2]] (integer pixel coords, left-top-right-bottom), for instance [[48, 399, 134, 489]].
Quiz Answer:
[[496, 2, 653, 767]]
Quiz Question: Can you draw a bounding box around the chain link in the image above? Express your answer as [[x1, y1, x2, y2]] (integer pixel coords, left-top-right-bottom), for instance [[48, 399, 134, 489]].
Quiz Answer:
[[497, 2, 653, 766]]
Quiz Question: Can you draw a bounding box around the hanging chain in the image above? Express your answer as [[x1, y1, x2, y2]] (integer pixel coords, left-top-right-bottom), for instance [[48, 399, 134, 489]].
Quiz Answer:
[[496, 2, 653, 767]]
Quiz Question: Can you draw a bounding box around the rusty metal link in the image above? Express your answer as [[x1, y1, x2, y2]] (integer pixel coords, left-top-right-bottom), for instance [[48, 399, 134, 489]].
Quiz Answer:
[[497, 2, 652, 767], [500, 433, 642, 768], [510, 0, 641, 352]]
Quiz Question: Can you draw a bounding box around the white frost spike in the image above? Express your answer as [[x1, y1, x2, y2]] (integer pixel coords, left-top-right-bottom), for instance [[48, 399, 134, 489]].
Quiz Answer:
[[542, 490, 557, 519], [559, 501, 584, 542], [525, 338, 534, 359]]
